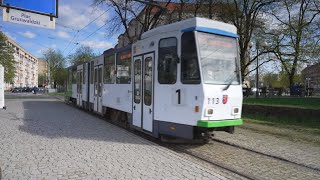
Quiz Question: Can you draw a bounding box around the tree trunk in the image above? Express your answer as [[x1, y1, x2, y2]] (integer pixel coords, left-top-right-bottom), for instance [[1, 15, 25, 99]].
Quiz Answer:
[[288, 74, 294, 96]]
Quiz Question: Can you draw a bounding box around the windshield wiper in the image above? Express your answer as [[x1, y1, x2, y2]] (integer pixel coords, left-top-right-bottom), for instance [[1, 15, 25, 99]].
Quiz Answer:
[[223, 58, 239, 91], [222, 79, 233, 91]]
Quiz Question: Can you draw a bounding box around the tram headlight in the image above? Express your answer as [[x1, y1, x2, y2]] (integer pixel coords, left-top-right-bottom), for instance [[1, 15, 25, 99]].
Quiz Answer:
[[205, 108, 214, 116], [232, 107, 240, 115]]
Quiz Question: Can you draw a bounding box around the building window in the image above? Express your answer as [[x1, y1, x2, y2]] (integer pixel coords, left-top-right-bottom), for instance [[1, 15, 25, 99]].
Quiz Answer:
[[158, 37, 177, 84], [116, 50, 131, 84]]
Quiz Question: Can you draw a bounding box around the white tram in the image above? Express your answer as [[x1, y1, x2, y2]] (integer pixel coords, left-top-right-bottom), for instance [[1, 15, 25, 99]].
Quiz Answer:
[[65, 18, 243, 141]]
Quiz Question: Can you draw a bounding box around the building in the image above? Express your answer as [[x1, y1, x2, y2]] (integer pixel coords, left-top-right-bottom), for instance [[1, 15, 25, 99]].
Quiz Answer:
[[116, 2, 222, 49], [301, 63, 320, 95], [37, 58, 48, 87], [5, 36, 38, 90]]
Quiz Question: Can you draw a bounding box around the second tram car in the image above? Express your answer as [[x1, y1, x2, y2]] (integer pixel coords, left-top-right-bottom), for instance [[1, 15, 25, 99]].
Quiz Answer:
[[65, 17, 243, 141]]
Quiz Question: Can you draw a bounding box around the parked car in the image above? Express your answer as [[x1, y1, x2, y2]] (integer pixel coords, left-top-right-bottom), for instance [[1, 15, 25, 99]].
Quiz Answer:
[[12, 87, 23, 93], [38, 87, 45, 92]]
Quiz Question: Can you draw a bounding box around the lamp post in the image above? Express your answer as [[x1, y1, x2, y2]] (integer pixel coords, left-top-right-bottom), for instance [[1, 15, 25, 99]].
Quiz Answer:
[[249, 41, 267, 98], [256, 43, 260, 98]]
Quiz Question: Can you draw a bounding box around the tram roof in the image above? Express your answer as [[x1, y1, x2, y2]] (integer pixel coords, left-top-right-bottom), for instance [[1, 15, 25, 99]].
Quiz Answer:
[[141, 17, 238, 40]]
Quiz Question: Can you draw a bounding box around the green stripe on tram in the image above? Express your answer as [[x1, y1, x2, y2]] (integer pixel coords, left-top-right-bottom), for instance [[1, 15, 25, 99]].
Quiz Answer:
[[197, 119, 243, 128]]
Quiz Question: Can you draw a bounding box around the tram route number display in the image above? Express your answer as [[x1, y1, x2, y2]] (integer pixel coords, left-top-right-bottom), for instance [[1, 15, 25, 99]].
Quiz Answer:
[[117, 65, 129, 77], [173, 88, 185, 106]]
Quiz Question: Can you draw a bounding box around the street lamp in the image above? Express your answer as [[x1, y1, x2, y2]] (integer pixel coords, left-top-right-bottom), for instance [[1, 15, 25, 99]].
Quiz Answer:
[[249, 41, 268, 98]]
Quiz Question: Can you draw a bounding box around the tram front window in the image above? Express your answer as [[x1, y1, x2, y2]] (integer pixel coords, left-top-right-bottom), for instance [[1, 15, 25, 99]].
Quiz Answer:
[[197, 32, 240, 85]]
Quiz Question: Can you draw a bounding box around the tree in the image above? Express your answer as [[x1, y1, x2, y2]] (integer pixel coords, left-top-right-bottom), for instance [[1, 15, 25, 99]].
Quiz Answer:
[[43, 49, 66, 88], [38, 73, 47, 87], [68, 45, 96, 66], [0, 31, 16, 83], [262, 73, 278, 87], [216, 0, 278, 79], [93, 0, 172, 42], [267, 0, 320, 94]]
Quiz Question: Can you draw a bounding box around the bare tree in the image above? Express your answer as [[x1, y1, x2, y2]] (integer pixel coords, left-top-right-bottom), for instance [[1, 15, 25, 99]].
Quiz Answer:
[[267, 0, 320, 94], [192, 0, 203, 17], [178, 0, 189, 20], [216, 0, 279, 80], [93, 0, 172, 43]]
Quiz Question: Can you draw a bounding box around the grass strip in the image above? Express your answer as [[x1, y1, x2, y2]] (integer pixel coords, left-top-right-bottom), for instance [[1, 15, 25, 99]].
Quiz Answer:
[[243, 97, 320, 109], [242, 114, 320, 133]]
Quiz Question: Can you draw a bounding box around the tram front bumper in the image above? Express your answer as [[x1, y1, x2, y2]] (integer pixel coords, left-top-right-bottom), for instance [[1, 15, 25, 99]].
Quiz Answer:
[[197, 119, 243, 128]]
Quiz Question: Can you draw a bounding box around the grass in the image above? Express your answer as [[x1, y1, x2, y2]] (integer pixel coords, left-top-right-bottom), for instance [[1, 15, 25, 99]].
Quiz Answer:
[[243, 97, 320, 109], [242, 113, 320, 131], [242, 116, 320, 144], [47, 92, 65, 96]]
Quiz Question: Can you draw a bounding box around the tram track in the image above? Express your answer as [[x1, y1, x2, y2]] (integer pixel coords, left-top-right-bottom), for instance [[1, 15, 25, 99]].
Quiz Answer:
[[63, 99, 254, 179], [210, 137, 320, 172], [62, 99, 320, 180]]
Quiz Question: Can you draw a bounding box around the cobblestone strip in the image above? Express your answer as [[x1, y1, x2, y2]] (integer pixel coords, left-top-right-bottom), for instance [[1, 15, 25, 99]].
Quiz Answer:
[[0, 98, 241, 180], [212, 126, 320, 170], [176, 141, 320, 180]]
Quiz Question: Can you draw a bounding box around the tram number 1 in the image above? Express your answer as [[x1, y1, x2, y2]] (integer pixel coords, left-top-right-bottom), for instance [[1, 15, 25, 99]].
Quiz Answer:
[[176, 89, 181, 104]]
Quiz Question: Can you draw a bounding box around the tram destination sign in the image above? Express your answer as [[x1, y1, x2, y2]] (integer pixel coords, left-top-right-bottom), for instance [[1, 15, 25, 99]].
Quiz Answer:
[[3, 8, 55, 29]]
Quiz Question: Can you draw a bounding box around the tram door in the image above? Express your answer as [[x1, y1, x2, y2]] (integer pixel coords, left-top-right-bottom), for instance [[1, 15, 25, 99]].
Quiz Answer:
[[93, 65, 103, 113], [77, 70, 83, 107], [132, 53, 154, 132]]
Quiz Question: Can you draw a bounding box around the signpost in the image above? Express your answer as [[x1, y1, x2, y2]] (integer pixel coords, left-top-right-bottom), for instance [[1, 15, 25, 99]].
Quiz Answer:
[[0, 0, 58, 29], [2, 8, 56, 29], [0, 65, 5, 110]]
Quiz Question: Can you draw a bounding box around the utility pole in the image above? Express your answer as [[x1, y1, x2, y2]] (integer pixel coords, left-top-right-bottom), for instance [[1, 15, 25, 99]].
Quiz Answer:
[[47, 59, 51, 89], [256, 43, 259, 98]]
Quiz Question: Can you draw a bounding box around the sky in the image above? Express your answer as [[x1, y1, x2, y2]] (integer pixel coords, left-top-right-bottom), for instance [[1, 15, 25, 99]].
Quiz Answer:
[[0, 0, 118, 62]]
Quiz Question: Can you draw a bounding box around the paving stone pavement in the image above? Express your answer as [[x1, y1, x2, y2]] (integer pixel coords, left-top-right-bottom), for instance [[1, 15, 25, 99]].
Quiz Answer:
[[0, 98, 241, 180], [176, 141, 320, 180], [212, 124, 320, 170]]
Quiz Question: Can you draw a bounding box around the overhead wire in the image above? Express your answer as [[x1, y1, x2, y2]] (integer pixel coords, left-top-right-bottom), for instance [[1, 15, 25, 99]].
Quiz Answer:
[[62, 5, 111, 55], [64, 6, 112, 56]]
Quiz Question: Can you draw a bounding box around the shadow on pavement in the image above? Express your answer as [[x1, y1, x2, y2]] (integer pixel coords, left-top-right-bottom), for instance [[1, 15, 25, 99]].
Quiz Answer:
[[19, 100, 146, 145]]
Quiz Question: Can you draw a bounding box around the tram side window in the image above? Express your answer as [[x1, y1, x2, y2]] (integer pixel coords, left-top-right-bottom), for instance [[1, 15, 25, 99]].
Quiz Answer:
[[68, 69, 72, 85], [158, 38, 177, 84], [72, 68, 77, 84], [116, 50, 131, 84], [83, 64, 86, 84], [181, 32, 201, 84], [104, 55, 115, 84], [90, 61, 94, 84]]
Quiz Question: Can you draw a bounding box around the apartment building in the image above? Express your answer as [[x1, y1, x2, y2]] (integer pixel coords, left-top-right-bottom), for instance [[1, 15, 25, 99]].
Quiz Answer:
[[302, 63, 320, 95], [5, 36, 38, 90]]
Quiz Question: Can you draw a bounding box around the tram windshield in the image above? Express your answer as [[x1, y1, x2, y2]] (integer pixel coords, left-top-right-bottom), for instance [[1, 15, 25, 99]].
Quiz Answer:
[[197, 32, 240, 85]]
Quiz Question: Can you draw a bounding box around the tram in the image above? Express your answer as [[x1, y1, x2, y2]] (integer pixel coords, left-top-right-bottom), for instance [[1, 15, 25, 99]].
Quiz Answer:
[[65, 17, 243, 141]]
